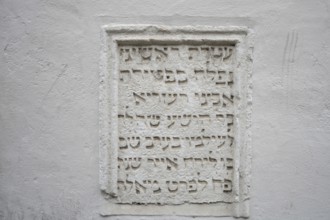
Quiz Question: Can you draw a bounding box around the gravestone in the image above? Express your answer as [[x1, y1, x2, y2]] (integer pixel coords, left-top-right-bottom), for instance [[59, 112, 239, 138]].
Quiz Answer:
[[99, 25, 253, 217]]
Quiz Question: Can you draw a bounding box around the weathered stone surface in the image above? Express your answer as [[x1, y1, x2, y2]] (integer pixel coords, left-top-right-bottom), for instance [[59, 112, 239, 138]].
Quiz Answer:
[[99, 25, 253, 217]]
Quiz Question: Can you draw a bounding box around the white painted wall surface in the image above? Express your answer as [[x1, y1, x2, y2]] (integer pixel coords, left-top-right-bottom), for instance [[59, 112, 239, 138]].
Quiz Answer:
[[1, 0, 330, 219]]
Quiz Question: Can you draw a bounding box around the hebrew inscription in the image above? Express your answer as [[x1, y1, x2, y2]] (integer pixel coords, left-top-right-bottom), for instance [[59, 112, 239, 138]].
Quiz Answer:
[[117, 44, 236, 204], [100, 25, 252, 217]]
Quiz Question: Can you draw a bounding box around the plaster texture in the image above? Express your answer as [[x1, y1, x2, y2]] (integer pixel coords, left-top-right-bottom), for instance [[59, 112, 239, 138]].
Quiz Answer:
[[1, 0, 330, 220]]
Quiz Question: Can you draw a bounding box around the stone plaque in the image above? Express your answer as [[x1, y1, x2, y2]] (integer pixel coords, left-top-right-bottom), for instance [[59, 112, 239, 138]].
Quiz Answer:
[[99, 25, 253, 217]]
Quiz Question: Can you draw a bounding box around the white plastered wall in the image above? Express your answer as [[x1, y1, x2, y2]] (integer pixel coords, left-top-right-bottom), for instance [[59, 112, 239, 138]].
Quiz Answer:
[[1, 0, 330, 219]]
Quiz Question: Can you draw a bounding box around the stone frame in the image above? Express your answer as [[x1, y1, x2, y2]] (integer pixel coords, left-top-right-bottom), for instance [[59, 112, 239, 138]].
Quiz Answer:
[[99, 24, 253, 217]]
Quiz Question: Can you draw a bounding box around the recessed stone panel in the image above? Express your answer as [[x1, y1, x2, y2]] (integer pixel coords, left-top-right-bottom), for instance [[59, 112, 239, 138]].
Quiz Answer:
[[99, 25, 253, 217]]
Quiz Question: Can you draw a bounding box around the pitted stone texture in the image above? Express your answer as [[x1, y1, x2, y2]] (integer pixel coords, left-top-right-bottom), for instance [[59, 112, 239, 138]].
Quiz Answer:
[[99, 25, 253, 217]]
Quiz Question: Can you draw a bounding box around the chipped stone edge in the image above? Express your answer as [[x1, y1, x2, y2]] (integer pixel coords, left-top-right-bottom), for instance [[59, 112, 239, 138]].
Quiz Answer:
[[99, 24, 253, 218]]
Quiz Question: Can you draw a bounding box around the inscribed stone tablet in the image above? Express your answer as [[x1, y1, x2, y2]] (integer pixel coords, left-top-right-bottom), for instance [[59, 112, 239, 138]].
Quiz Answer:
[[99, 25, 253, 217]]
